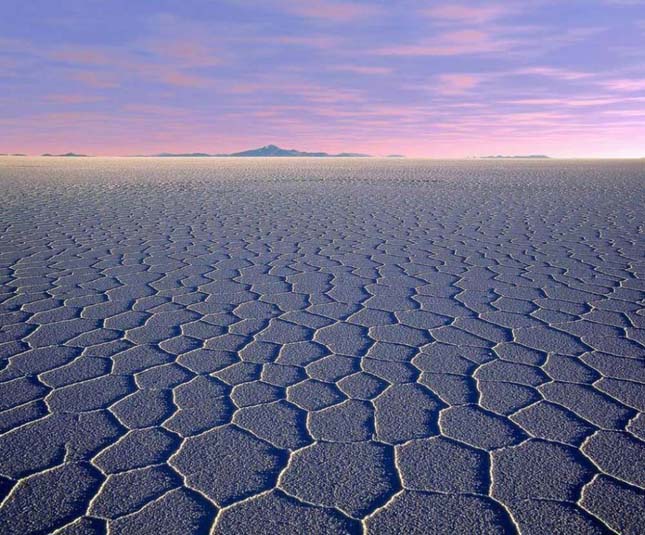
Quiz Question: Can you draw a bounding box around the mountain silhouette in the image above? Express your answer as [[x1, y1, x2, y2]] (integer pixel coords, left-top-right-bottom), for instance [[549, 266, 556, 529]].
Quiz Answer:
[[229, 144, 328, 157], [41, 152, 89, 157], [147, 145, 370, 158]]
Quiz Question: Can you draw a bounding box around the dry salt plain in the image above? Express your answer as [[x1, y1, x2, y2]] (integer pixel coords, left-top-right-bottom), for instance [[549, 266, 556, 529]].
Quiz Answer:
[[0, 156, 643, 535]]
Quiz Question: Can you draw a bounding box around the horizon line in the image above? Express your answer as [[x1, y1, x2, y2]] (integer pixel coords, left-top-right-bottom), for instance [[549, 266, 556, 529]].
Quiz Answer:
[[3, 154, 645, 160]]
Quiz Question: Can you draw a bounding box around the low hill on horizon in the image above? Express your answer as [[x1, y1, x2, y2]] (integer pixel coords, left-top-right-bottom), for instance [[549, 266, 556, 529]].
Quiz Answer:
[[42, 152, 90, 157]]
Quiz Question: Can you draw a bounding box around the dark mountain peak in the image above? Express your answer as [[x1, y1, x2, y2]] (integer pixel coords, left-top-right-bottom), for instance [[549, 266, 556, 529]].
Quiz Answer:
[[229, 144, 316, 157], [229, 144, 369, 157], [42, 152, 89, 157]]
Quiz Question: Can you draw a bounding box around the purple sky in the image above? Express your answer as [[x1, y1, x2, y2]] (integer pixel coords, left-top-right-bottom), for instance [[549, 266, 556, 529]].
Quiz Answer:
[[2, 0, 645, 157]]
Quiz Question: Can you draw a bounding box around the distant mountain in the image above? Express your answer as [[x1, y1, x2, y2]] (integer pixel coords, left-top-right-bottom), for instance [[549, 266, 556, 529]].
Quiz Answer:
[[228, 144, 325, 157], [480, 155, 550, 159], [228, 145, 370, 157], [387, 154, 405, 158], [0, 153, 26, 156], [142, 144, 371, 158], [42, 152, 89, 157]]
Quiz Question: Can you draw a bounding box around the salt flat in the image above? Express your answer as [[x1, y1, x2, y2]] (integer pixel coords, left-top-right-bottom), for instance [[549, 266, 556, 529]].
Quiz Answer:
[[0, 157, 643, 534]]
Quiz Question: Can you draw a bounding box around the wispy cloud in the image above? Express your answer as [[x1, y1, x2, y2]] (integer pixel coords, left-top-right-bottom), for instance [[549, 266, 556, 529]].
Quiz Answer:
[[423, 4, 511, 24], [49, 42, 219, 89], [276, 0, 382, 22], [228, 80, 363, 104], [51, 48, 112, 65], [143, 40, 220, 67], [507, 96, 624, 107], [436, 74, 481, 94], [122, 104, 192, 116], [601, 78, 645, 91], [515, 67, 593, 80], [603, 108, 645, 116], [331, 64, 392, 75], [275, 35, 342, 49], [45, 94, 106, 104], [153, 70, 216, 88], [375, 30, 511, 56], [70, 71, 120, 88]]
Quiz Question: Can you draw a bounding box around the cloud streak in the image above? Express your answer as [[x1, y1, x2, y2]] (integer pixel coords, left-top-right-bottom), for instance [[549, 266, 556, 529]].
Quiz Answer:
[[423, 4, 511, 24], [275, 0, 382, 22], [375, 30, 513, 56]]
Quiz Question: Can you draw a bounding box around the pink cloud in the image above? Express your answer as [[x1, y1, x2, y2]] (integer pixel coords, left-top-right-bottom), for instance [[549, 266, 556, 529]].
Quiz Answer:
[[331, 64, 392, 75], [437, 73, 481, 94], [154, 70, 216, 88], [71, 71, 120, 88], [228, 80, 362, 103], [308, 105, 415, 119], [376, 24, 600, 60], [228, 82, 266, 94], [277, 0, 381, 22], [122, 104, 192, 116], [476, 111, 575, 127], [51, 48, 112, 65], [507, 95, 645, 107], [603, 109, 645, 116], [507, 97, 596, 106], [602, 78, 645, 92], [144, 40, 220, 67], [276, 35, 341, 49], [516, 67, 592, 80], [376, 30, 510, 56], [45, 94, 106, 104], [0, 57, 18, 69], [423, 4, 509, 24], [284, 84, 363, 104], [50, 43, 218, 89]]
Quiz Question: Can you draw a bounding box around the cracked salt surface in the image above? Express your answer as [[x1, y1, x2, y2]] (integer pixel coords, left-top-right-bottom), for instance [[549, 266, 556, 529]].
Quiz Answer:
[[0, 156, 643, 534]]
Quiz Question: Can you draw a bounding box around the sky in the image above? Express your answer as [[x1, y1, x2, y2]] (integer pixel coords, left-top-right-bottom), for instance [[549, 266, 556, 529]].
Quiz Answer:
[[1, 0, 645, 158]]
